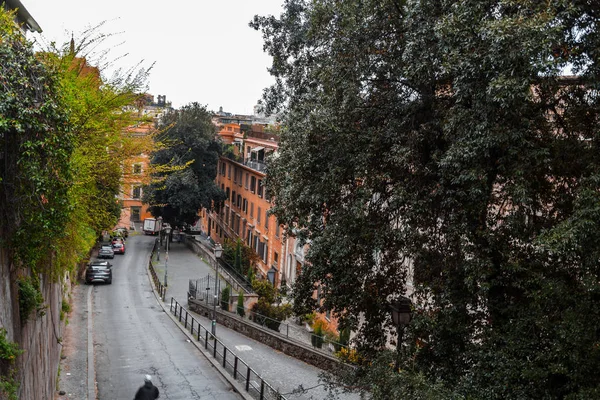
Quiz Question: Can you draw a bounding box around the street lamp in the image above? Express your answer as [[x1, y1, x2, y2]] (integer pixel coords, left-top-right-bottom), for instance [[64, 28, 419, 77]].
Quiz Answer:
[[163, 225, 171, 288], [157, 216, 163, 261], [390, 296, 412, 371], [212, 243, 223, 335]]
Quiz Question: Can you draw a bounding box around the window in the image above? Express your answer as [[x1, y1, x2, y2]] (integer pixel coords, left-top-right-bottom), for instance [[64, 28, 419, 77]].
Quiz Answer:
[[274, 252, 279, 266], [250, 176, 256, 193], [232, 190, 236, 204], [228, 164, 231, 179], [237, 194, 242, 208], [264, 244, 269, 263], [257, 207, 261, 223], [264, 186, 270, 202], [233, 167, 238, 184], [238, 169, 243, 187], [225, 205, 230, 225], [258, 179, 263, 198], [220, 162, 226, 176], [250, 203, 254, 218], [230, 210, 235, 227], [243, 198, 248, 213], [275, 224, 280, 238], [226, 187, 230, 199], [245, 173, 249, 189], [132, 185, 142, 199], [133, 163, 142, 174], [265, 210, 268, 228]]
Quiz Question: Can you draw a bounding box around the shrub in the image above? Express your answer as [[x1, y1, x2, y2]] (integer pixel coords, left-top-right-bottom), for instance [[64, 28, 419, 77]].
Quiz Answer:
[[246, 267, 255, 284], [311, 323, 324, 348], [237, 294, 245, 317], [0, 328, 23, 400], [220, 285, 230, 311], [17, 277, 45, 323]]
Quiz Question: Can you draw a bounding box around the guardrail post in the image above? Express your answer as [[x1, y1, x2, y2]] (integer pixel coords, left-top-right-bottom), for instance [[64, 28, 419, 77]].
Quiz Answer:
[[185, 313, 188, 329], [233, 357, 238, 379], [246, 368, 251, 391], [260, 380, 265, 400], [223, 348, 227, 368], [205, 331, 208, 349], [213, 336, 217, 358]]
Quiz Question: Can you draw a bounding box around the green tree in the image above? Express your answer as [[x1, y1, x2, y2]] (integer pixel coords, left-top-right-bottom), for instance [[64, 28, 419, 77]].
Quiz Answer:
[[252, 1, 600, 398], [251, 280, 292, 331], [236, 292, 245, 317], [143, 103, 226, 227], [220, 285, 230, 311]]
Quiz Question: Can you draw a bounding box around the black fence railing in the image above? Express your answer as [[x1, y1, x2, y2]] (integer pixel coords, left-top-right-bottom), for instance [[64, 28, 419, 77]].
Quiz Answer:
[[149, 239, 166, 300], [188, 277, 348, 356], [169, 298, 287, 400]]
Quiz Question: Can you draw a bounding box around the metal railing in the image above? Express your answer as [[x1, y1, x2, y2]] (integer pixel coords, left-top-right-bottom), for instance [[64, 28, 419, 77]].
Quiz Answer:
[[186, 236, 253, 294], [188, 280, 348, 355], [149, 239, 167, 300], [244, 159, 267, 172], [169, 298, 287, 400]]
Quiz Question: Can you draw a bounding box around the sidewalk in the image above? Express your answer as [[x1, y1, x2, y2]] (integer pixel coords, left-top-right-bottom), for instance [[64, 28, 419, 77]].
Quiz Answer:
[[152, 237, 357, 400]]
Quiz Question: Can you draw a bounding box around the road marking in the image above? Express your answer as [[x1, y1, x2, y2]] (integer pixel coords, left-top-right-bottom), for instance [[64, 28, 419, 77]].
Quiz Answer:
[[235, 345, 252, 351]]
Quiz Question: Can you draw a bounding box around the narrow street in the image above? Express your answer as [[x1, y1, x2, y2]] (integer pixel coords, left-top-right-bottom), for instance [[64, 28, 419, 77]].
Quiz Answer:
[[57, 232, 241, 400], [57, 230, 358, 399]]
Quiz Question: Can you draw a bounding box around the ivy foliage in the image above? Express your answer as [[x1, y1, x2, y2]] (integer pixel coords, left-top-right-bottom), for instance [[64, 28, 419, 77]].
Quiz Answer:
[[143, 102, 226, 227], [0, 327, 23, 400], [1, 4, 151, 282], [0, 9, 73, 273], [253, 1, 600, 398]]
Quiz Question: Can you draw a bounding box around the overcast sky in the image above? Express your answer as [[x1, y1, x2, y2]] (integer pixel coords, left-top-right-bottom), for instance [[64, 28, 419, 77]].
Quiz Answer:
[[23, 0, 284, 114]]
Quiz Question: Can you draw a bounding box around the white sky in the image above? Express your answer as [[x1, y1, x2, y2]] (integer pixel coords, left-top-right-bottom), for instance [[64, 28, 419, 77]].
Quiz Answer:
[[23, 0, 284, 114]]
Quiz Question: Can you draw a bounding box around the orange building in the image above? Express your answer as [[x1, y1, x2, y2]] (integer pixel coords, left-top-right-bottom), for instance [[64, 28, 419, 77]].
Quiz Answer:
[[117, 94, 171, 227], [202, 123, 292, 286], [202, 121, 340, 331]]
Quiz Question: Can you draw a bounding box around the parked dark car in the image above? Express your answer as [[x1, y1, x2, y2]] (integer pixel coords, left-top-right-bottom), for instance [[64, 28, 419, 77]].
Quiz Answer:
[[89, 260, 112, 269], [85, 264, 112, 284], [112, 240, 125, 255], [98, 245, 115, 259]]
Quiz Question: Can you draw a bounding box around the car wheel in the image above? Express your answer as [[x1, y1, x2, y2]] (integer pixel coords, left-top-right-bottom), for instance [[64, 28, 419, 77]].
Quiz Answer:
[[107, 279, 112, 284]]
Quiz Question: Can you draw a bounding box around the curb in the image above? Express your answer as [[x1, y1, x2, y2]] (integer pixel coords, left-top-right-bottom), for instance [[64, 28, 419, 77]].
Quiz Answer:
[[86, 285, 96, 400], [146, 268, 253, 400]]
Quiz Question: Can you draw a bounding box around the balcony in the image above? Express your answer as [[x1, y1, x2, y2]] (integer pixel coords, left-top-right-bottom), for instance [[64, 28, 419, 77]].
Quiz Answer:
[[244, 159, 267, 173]]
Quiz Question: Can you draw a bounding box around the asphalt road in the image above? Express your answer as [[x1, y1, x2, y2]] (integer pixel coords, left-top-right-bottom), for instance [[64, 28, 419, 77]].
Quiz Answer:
[[91, 233, 241, 400]]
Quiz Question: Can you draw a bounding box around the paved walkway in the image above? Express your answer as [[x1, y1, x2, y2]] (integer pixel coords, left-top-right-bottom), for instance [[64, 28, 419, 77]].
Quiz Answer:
[[152, 236, 358, 400]]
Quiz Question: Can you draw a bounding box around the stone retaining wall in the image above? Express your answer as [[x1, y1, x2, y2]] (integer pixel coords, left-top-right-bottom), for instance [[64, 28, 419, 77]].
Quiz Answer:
[[188, 298, 349, 373]]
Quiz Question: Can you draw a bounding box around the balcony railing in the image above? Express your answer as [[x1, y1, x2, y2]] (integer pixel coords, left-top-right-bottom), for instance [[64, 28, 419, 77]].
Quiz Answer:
[[244, 159, 267, 173]]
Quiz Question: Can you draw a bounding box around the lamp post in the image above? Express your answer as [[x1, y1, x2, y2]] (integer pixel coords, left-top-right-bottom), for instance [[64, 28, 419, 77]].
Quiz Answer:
[[390, 296, 412, 371], [212, 243, 223, 335], [163, 225, 171, 287], [157, 216, 163, 261]]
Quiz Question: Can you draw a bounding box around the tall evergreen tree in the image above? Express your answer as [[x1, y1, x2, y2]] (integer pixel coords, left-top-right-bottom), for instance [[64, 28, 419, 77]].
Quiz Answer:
[[143, 103, 226, 226], [252, 1, 600, 398]]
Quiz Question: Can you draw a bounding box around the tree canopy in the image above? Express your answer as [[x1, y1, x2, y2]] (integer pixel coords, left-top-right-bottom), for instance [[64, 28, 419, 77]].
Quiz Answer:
[[252, 1, 600, 398], [1, 7, 150, 278], [143, 103, 226, 227]]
